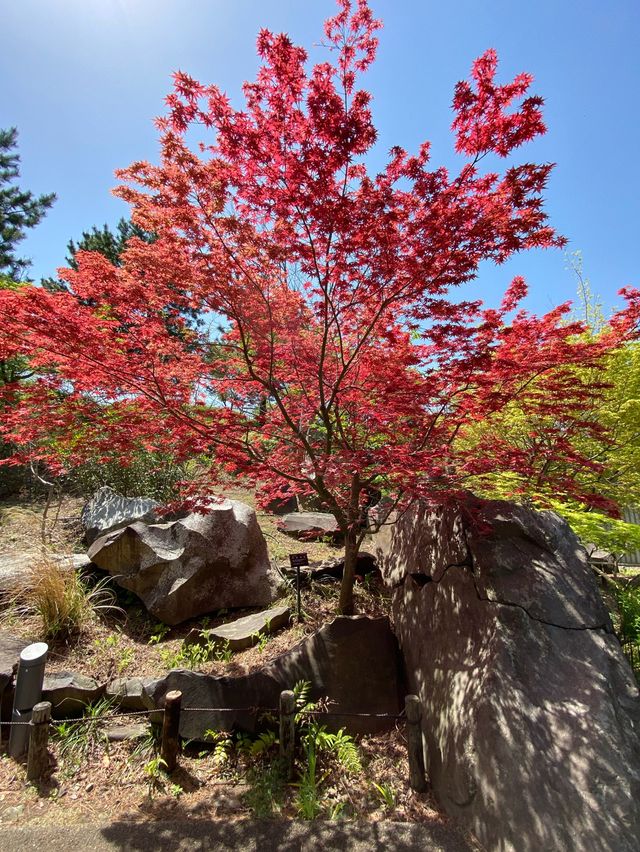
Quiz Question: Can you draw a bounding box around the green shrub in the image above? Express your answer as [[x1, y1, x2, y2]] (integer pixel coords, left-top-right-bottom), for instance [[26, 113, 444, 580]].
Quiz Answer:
[[65, 451, 192, 501], [616, 585, 640, 645]]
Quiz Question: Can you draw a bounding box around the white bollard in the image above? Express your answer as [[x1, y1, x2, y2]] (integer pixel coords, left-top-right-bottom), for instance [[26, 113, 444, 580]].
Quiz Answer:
[[8, 642, 48, 758]]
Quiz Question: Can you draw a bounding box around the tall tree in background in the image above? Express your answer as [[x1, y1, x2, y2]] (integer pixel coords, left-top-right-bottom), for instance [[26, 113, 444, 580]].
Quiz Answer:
[[0, 128, 55, 280], [65, 218, 154, 270], [0, 128, 55, 494], [42, 218, 155, 291], [1, 0, 638, 612], [462, 258, 640, 554]]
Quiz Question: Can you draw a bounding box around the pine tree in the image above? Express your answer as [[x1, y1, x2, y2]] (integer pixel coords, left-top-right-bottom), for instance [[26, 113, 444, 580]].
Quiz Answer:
[[0, 128, 55, 279]]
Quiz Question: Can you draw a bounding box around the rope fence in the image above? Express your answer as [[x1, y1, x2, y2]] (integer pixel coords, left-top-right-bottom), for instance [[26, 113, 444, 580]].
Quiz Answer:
[[2, 691, 422, 790], [1, 708, 405, 725]]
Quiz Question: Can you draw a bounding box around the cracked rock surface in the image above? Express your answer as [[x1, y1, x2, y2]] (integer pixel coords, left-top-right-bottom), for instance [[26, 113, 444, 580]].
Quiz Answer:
[[88, 499, 280, 625], [375, 497, 640, 852]]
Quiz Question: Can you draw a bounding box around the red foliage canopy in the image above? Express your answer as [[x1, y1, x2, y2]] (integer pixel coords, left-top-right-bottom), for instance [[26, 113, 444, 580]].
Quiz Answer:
[[1, 1, 638, 610]]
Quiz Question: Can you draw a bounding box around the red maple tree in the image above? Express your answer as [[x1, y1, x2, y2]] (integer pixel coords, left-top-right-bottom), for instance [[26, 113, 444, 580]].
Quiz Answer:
[[1, 0, 638, 612]]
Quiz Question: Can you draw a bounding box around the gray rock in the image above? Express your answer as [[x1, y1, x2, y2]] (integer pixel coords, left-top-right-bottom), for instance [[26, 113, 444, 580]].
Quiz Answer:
[[312, 552, 377, 579], [0, 632, 28, 721], [104, 722, 148, 742], [278, 512, 340, 538], [264, 489, 298, 515], [81, 486, 160, 545], [42, 671, 104, 718], [105, 677, 156, 711], [184, 605, 291, 652], [88, 499, 280, 626], [143, 616, 403, 741], [0, 805, 24, 822], [376, 497, 640, 852], [0, 551, 91, 593], [0, 631, 27, 694]]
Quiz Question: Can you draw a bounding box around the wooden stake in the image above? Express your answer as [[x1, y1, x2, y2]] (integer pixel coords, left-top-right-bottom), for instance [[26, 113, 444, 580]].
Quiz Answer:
[[279, 690, 296, 780], [161, 690, 182, 773], [26, 701, 51, 783], [405, 694, 427, 792]]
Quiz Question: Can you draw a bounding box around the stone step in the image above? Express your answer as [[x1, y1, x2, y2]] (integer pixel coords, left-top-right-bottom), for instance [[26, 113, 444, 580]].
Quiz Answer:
[[183, 605, 291, 652], [104, 722, 149, 742]]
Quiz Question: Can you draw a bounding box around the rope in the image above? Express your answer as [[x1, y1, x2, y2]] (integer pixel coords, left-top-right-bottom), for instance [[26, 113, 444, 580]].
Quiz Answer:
[[179, 706, 277, 714], [2, 706, 405, 726]]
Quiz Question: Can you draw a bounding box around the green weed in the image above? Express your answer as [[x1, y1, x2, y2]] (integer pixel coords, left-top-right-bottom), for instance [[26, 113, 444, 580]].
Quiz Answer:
[[53, 696, 116, 772], [243, 762, 285, 818], [147, 623, 171, 645], [372, 781, 396, 811], [251, 629, 270, 653], [160, 635, 232, 670], [617, 585, 640, 644], [143, 756, 168, 797]]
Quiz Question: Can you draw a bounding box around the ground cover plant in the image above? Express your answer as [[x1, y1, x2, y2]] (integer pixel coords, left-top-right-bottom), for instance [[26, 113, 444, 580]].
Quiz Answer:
[[2, 0, 639, 616], [0, 717, 465, 833]]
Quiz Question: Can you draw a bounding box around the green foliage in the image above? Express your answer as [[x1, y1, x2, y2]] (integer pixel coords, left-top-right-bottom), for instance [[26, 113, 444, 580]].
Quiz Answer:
[[616, 585, 640, 645], [547, 500, 640, 555], [0, 127, 55, 279], [371, 781, 397, 811], [203, 680, 362, 820], [93, 632, 135, 674], [129, 726, 160, 762], [53, 696, 115, 771], [294, 722, 360, 819], [290, 679, 362, 819], [143, 756, 168, 797], [243, 762, 286, 818], [295, 735, 323, 819], [204, 730, 234, 767], [147, 623, 171, 645], [251, 629, 270, 653], [300, 722, 362, 775], [160, 635, 232, 670], [65, 451, 192, 502], [293, 679, 314, 718], [461, 269, 640, 554]]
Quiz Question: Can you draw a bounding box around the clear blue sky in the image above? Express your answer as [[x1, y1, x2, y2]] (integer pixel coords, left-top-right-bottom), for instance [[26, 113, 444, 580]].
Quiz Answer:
[[2, 0, 638, 317]]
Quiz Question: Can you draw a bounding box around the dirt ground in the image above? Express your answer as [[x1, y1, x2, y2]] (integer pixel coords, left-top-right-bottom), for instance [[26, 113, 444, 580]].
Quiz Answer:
[[0, 489, 468, 835]]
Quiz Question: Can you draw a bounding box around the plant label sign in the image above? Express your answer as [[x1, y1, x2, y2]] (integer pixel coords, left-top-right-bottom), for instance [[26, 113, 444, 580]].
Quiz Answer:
[[289, 552, 309, 568]]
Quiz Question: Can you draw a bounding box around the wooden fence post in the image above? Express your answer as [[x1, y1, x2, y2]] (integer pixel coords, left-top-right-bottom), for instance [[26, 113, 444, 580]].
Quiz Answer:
[[161, 690, 182, 773], [279, 690, 296, 780], [405, 694, 427, 792], [26, 701, 51, 783]]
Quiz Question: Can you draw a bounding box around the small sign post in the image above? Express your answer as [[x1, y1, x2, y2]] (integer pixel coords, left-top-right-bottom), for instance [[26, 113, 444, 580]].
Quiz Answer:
[[289, 552, 309, 622]]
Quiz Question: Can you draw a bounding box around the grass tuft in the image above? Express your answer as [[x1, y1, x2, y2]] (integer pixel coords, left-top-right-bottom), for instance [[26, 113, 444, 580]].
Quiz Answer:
[[7, 557, 123, 640]]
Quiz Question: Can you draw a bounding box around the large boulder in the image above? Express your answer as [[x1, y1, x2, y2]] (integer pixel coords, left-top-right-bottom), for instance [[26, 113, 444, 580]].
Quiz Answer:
[[375, 497, 640, 852], [87, 499, 281, 625], [143, 616, 403, 740], [0, 632, 29, 722], [277, 511, 340, 539], [81, 486, 160, 545]]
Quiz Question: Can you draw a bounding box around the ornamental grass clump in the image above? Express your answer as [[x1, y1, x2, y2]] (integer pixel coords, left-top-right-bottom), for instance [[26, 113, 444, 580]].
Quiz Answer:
[[9, 557, 121, 640]]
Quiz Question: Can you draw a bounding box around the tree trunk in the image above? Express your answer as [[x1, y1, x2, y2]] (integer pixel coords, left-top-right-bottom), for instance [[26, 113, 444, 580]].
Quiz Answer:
[[338, 525, 360, 615]]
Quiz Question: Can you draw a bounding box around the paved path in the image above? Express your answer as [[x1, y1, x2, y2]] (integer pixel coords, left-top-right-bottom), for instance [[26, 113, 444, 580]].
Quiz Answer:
[[0, 819, 481, 851]]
